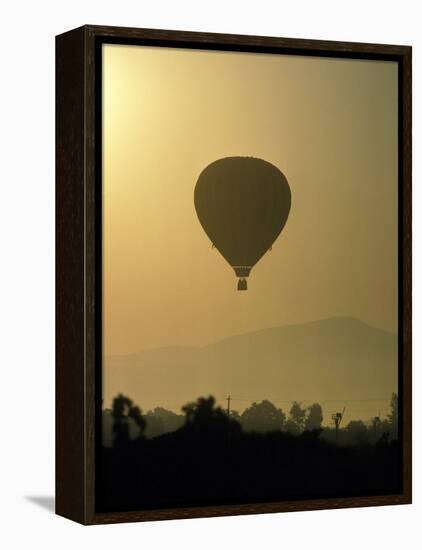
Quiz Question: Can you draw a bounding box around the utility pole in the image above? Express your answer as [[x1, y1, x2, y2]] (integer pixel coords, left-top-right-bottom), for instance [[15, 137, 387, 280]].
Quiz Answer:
[[226, 395, 231, 417]]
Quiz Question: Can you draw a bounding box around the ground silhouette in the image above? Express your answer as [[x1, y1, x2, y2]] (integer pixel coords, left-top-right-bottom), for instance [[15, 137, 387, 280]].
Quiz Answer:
[[98, 393, 401, 512]]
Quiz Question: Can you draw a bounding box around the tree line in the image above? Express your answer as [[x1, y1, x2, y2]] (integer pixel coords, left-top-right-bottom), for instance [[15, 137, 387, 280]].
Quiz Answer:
[[102, 392, 398, 447]]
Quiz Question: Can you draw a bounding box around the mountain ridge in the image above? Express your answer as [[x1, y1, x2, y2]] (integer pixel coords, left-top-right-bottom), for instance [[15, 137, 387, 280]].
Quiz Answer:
[[107, 316, 396, 359], [104, 316, 398, 421]]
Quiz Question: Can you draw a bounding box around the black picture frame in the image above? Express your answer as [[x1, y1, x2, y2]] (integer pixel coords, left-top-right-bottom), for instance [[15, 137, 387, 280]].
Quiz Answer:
[[56, 25, 412, 525]]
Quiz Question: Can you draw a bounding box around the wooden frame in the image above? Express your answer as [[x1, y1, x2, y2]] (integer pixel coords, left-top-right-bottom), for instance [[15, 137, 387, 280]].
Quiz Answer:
[[56, 24, 412, 525]]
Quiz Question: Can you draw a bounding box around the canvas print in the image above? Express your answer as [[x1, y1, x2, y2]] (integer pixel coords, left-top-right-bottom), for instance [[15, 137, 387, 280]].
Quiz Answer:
[[98, 44, 400, 512]]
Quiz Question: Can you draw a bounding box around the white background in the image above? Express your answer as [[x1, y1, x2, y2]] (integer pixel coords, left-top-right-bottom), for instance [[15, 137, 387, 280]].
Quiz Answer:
[[0, 0, 419, 547]]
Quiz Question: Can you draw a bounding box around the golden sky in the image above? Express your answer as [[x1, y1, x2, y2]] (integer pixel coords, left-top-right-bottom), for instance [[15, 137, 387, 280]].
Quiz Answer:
[[102, 44, 398, 357]]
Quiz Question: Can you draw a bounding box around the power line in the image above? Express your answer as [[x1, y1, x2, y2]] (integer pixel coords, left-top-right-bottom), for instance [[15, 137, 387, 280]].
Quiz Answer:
[[218, 396, 392, 403], [216, 395, 393, 420]]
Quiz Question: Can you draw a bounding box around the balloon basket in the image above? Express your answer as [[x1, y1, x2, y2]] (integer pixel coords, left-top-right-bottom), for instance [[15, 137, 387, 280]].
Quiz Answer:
[[237, 278, 248, 291]]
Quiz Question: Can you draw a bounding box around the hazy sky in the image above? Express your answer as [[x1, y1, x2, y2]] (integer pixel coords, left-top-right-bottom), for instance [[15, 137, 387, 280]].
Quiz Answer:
[[102, 44, 398, 357]]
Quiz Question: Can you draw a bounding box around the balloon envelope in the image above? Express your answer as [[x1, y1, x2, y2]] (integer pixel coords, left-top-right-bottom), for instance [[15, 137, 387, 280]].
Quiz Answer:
[[194, 157, 291, 289]]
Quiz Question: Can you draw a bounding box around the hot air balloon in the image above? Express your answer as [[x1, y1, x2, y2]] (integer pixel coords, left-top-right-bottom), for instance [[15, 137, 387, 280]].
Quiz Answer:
[[194, 157, 291, 290]]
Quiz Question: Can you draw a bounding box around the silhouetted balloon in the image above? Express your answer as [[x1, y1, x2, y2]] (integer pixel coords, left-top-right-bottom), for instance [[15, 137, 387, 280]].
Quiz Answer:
[[194, 157, 291, 290]]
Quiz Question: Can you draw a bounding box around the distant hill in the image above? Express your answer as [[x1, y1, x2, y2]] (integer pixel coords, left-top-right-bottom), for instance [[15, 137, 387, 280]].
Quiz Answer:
[[103, 317, 397, 422]]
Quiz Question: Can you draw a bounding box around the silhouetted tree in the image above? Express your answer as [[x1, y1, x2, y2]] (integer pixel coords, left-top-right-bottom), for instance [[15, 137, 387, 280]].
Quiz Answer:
[[369, 415, 381, 442], [112, 394, 132, 446], [111, 394, 146, 446], [387, 392, 398, 439], [378, 418, 392, 441], [181, 401, 196, 424], [182, 396, 241, 436], [112, 394, 132, 419], [182, 396, 225, 426], [240, 400, 285, 433], [285, 401, 307, 434], [305, 403, 323, 431], [129, 405, 146, 438], [344, 420, 369, 445]]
